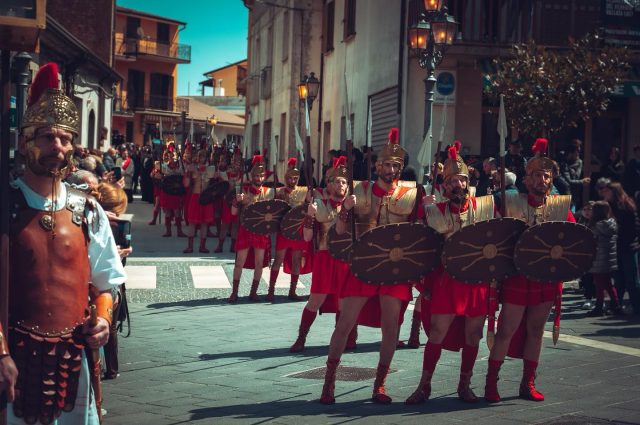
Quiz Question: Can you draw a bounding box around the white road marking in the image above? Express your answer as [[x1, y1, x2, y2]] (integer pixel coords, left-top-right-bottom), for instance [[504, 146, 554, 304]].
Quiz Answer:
[[261, 267, 305, 288], [543, 331, 640, 358], [190, 266, 231, 288], [123, 266, 157, 289]]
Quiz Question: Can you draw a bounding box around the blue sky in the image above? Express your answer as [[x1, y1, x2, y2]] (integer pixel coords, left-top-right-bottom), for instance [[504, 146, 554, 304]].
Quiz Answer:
[[116, 0, 248, 96]]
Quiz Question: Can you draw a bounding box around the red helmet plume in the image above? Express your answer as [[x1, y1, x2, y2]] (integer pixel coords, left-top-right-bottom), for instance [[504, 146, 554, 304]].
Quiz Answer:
[[287, 157, 297, 169], [28, 63, 60, 107], [447, 144, 458, 160], [388, 127, 399, 144], [333, 155, 347, 168], [532, 138, 548, 155], [453, 140, 462, 152], [252, 154, 264, 166]]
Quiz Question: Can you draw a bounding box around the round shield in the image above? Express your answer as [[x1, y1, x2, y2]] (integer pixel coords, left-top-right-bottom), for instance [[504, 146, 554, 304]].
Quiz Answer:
[[225, 187, 237, 205], [442, 218, 528, 284], [280, 204, 307, 240], [161, 175, 185, 196], [240, 199, 290, 235], [327, 226, 352, 262], [514, 221, 596, 282], [349, 223, 444, 285], [199, 180, 230, 205]]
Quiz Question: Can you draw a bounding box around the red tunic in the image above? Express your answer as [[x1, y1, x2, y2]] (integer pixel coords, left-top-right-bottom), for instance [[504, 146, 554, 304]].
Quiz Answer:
[[160, 191, 182, 210], [185, 193, 214, 225], [310, 252, 349, 314]]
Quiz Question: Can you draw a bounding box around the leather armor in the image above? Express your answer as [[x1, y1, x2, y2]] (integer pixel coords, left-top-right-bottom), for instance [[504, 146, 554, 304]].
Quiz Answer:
[[425, 195, 495, 238], [278, 185, 307, 207], [188, 166, 216, 194], [314, 198, 340, 250], [240, 184, 274, 206], [352, 181, 419, 238], [504, 193, 571, 225]]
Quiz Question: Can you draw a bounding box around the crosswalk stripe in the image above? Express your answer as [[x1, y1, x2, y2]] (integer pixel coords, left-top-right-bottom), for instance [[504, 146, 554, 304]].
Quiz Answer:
[[261, 267, 305, 288], [124, 266, 157, 289], [543, 331, 640, 358], [190, 266, 231, 288]]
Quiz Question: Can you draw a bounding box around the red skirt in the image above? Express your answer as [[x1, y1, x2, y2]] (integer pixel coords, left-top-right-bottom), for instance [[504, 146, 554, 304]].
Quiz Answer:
[[421, 298, 467, 352], [501, 275, 561, 306], [429, 265, 489, 317], [185, 193, 214, 225], [318, 257, 350, 314], [160, 191, 182, 209], [153, 186, 162, 198], [221, 200, 238, 224], [283, 240, 314, 275], [235, 224, 270, 250], [275, 233, 307, 251]]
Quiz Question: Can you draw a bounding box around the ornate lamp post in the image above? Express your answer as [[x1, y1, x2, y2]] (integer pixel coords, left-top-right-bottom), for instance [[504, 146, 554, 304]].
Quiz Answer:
[[408, 1, 457, 155], [207, 114, 217, 144], [297, 72, 320, 111]]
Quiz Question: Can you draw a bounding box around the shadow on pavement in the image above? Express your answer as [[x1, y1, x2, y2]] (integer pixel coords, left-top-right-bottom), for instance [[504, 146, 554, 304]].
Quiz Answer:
[[145, 296, 308, 309], [197, 342, 384, 362]]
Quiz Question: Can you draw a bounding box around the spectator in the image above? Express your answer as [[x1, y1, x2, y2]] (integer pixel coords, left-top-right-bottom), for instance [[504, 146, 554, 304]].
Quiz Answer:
[[66, 169, 99, 195], [602, 146, 625, 182], [131, 144, 142, 195], [493, 171, 518, 211], [504, 140, 527, 191], [400, 165, 417, 182], [116, 146, 135, 202], [560, 145, 591, 211], [599, 181, 640, 315], [623, 144, 640, 201], [79, 155, 97, 174], [98, 126, 110, 152], [103, 147, 117, 171], [95, 182, 132, 380], [477, 157, 497, 196], [586, 201, 622, 316], [552, 162, 571, 195], [141, 146, 155, 203], [578, 201, 596, 309]]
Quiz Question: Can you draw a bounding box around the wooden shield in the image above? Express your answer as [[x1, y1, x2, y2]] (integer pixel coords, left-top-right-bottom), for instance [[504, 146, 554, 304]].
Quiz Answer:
[[280, 204, 307, 240], [240, 199, 290, 235], [349, 223, 444, 285], [327, 226, 352, 262], [442, 218, 527, 284], [161, 174, 185, 196], [199, 180, 230, 205], [514, 221, 596, 282]]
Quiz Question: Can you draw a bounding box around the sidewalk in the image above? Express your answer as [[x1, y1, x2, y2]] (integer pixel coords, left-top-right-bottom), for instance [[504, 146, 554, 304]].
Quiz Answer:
[[103, 197, 640, 424]]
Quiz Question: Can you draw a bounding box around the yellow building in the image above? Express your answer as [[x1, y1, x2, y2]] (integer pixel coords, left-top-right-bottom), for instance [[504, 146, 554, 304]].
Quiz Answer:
[[200, 59, 248, 97], [112, 6, 191, 146]]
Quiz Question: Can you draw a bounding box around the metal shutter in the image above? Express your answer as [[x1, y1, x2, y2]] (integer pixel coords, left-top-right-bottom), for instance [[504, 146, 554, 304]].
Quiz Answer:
[[370, 86, 398, 154]]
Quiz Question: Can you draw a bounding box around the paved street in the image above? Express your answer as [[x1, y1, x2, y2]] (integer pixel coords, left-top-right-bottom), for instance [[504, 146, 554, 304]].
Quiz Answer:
[[102, 199, 640, 425]]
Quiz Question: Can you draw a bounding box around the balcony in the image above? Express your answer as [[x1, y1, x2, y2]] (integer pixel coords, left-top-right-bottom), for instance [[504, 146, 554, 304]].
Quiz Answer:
[[124, 94, 179, 113], [113, 96, 134, 116], [114, 33, 191, 63]]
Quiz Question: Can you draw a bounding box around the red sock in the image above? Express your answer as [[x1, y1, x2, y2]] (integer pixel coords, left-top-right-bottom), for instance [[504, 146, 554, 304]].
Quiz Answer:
[[291, 274, 299, 284], [460, 344, 479, 374], [422, 341, 442, 373], [270, 268, 279, 284], [300, 308, 317, 328]]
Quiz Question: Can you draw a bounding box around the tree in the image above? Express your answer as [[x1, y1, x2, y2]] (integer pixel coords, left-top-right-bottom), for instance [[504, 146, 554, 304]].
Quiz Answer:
[[487, 33, 631, 139]]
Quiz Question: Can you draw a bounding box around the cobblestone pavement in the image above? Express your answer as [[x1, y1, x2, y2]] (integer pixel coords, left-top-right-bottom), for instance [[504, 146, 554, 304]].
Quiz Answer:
[[100, 198, 640, 424]]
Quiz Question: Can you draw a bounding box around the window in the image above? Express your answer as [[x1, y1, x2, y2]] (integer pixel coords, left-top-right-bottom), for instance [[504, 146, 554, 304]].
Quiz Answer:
[[157, 22, 170, 44], [323, 1, 335, 53], [343, 0, 356, 39], [263, 119, 272, 164], [282, 11, 290, 62], [252, 123, 260, 153], [126, 17, 140, 38]]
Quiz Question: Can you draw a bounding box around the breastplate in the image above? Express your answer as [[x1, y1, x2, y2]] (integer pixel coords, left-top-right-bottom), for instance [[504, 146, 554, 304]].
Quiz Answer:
[[9, 188, 91, 336], [353, 181, 418, 237], [505, 193, 571, 225], [244, 186, 273, 205], [282, 186, 307, 207], [426, 195, 495, 238], [191, 167, 213, 194], [315, 200, 339, 250]]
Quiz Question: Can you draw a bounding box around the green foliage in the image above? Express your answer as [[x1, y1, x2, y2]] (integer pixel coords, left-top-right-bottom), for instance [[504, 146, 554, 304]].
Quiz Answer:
[[486, 33, 630, 138]]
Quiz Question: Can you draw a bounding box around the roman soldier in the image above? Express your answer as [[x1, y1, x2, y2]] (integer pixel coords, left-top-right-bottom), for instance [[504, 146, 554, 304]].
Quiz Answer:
[[289, 156, 354, 352], [0, 62, 126, 425], [320, 128, 425, 405], [268, 158, 311, 302], [229, 155, 274, 303], [214, 148, 242, 253], [159, 142, 187, 237], [182, 146, 216, 253], [485, 138, 574, 403], [405, 142, 495, 405]]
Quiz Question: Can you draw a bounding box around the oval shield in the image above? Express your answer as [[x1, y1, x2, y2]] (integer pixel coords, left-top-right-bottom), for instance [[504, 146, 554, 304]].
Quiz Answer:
[[349, 223, 444, 285], [514, 221, 596, 282], [161, 174, 186, 196], [442, 217, 527, 284], [240, 199, 290, 235], [327, 226, 352, 262], [280, 204, 307, 240], [199, 180, 230, 205]]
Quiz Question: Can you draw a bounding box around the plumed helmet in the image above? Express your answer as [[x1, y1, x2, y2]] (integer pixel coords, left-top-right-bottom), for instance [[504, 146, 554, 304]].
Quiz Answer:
[[251, 154, 266, 176], [525, 138, 556, 175], [21, 62, 80, 138], [442, 140, 469, 180], [285, 157, 300, 179], [377, 127, 406, 165], [326, 155, 348, 182]]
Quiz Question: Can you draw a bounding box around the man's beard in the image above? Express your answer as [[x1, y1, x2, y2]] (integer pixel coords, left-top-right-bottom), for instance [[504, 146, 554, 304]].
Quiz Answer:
[[28, 148, 71, 178], [529, 184, 549, 197], [381, 172, 397, 184], [449, 187, 467, 204], [334, 187, 347, 198]]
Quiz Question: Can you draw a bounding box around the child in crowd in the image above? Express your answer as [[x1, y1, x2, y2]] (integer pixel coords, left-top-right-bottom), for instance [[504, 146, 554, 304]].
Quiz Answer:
[[587, 201, 623, 317]]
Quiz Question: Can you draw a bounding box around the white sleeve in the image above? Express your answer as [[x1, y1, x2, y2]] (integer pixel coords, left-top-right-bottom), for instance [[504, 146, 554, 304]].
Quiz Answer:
[[87, 202, 127, 291]]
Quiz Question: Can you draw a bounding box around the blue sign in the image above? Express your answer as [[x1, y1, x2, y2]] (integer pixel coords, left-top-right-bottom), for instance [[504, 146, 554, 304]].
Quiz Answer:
[[436, 72, 455, 96]]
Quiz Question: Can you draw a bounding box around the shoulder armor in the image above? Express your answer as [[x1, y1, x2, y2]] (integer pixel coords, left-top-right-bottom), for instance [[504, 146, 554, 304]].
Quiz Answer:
[[66, 186, 89, 226], [473, 195, 495, 222]]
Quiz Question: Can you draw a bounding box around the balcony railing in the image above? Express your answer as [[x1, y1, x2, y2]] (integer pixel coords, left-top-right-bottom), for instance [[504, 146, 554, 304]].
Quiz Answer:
[[114, 33, 191, 63], [113, 96, 133, 115]]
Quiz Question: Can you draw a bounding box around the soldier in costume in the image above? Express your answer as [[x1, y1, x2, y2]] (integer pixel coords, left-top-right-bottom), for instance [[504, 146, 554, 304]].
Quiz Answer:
[[182, 146, 216, 253], [484, 138, 575, 403], [148, 159, 162, 225], [405, 143, 495, 405], [159, 142, 187, 238], [320, 128, 425, 405], [229, 155, 274, 302], [214, 148, 242, 253], [289, 156, 355, 352], [268, 158, 311, 302], [0, 63, 126, 425]]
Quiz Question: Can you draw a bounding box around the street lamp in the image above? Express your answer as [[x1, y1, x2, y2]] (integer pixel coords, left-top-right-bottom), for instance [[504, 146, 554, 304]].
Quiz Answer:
[[208, 114, 218, 145], [297, 72, 320, 110], [408, 1, 457, 165]]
